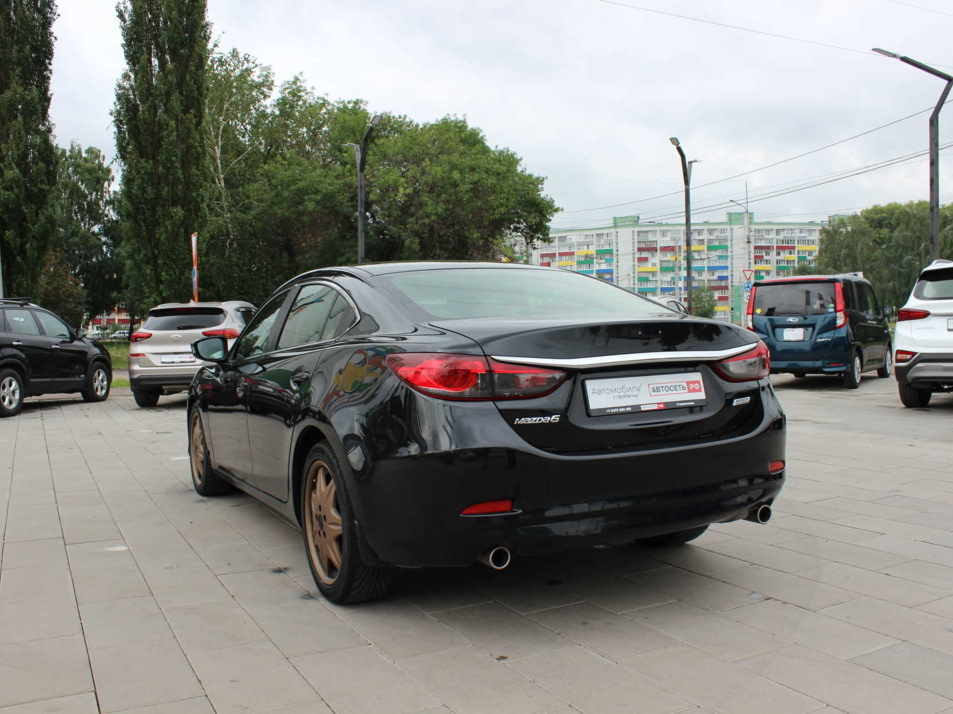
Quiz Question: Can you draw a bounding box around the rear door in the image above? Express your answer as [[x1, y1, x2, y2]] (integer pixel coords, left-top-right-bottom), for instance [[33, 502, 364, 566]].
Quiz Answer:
[[2, 308, 54, 391]]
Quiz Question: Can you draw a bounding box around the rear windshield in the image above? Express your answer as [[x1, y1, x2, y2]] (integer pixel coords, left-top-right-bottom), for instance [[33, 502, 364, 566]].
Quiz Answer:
[[752, 282, 836, 316], [142, 308, 225, 330], [913, 267, 953, 299], [381, 268, 664, 320]]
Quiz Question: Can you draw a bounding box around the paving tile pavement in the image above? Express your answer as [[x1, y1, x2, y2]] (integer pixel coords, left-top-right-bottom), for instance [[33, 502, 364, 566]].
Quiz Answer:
[[1, 377, 953, 713]]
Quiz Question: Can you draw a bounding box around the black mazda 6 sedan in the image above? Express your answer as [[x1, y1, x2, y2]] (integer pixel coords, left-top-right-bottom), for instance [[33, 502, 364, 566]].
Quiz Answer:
[[188, 262, 785, 603]]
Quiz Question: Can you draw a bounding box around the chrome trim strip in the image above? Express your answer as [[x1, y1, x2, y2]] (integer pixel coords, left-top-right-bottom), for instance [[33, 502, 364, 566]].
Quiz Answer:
[[492, 343, 756, 369]]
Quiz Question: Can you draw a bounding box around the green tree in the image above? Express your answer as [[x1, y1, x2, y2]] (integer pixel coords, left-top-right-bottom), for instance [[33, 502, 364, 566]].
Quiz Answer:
[[34, 249, 84, 328], [52, 142, 121, 317], [0, 0, 59, 297], [113, 0, 211, 315], [370, 116, 558, 261], [817, 202, 951, 309], [691, 286, 717, 318]]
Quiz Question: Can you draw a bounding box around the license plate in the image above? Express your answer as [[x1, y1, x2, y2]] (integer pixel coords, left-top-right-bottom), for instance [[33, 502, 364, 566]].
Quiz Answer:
[[782, 327, 805, 341], [585, 372, 706, 416], [160, 354, 195, 364]]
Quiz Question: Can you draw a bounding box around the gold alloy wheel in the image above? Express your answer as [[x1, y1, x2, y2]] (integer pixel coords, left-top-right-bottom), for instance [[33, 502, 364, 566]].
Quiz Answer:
[[189, 412, 206, 486], [304, 460, 344, 586]]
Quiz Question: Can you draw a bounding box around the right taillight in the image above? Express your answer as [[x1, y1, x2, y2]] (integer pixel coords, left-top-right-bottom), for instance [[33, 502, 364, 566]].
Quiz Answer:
[[386, 353, 567, 401], [897, 308, 931, 321], [711, 341, 770, 382], [834, 282, 847, 328]]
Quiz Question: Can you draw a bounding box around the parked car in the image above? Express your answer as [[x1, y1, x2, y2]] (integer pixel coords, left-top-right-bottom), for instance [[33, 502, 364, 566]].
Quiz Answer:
[[894, 258, 953, 407], [187, 262, 786, 604], [111, 329, 130, 341], [0, 298, 112, 417], [745, 273, 892, 388], [129, 301, 255, 407]]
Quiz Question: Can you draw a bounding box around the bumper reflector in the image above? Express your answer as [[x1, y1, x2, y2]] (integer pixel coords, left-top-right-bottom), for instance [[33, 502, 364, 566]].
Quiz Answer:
[[769, 460, 785, 475], [461, 499, 515, 516]]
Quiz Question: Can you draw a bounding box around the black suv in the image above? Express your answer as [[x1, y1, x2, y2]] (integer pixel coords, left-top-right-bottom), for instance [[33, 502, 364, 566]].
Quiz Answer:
[[745, 274, 893, 388], [0, 298, 112, 417]]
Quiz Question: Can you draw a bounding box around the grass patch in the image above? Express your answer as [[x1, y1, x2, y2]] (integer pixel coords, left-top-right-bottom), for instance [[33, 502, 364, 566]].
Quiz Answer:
[[113, 378, 130, 388], [105, 341, 129, 370]]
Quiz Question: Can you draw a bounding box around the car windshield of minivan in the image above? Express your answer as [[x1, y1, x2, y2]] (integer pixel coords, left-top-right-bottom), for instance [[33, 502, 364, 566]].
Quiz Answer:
[[914, 268, 953, 300], [753, 282, 836, 316]]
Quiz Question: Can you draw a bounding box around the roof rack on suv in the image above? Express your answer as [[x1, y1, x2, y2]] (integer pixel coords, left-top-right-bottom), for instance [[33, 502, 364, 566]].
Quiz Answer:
[[0, 297, 31, 306]]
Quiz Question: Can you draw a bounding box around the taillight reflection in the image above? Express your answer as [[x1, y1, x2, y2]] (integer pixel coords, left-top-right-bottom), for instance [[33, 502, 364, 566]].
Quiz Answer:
[[711, 341, 771, 382], [386, 353, 567, 401]]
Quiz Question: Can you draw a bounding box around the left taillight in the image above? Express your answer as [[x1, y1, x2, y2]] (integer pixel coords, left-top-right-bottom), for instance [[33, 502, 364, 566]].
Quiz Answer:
[[711, 341, 770, 382], [386, 353, 567, 401], [202, 328, 240, 339], [130, 331, 151, 342]]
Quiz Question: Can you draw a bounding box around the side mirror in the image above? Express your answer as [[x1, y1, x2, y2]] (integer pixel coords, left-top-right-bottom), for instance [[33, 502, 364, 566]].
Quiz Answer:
[[192, 336, 228, 362]]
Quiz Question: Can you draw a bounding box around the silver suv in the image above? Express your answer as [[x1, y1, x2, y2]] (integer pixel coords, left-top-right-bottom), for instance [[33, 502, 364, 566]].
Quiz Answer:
[[894, 259, 953, 407], [129, 301, 255, 407]]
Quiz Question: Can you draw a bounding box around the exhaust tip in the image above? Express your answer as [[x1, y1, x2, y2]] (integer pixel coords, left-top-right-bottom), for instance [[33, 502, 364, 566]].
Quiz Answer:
[[746, 504, 772, 524], [478, 546, 512, 570]]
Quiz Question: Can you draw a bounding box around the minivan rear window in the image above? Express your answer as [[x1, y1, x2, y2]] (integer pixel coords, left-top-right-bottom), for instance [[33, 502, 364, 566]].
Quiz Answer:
[[913, 267, 953, 300], [753, 282, 836, 316], [142, 308, 225, 330]]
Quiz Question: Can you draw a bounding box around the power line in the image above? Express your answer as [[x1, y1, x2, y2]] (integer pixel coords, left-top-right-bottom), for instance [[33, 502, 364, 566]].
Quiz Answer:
[[555, 101, 947, 216]]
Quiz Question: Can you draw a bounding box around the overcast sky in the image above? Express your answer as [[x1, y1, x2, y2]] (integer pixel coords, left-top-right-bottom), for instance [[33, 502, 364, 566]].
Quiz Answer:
[[50, 0, 953, 231]]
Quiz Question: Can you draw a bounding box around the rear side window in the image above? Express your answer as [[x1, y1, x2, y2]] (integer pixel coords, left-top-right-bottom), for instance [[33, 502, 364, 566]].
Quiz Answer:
[[143, 308, 225, 330], [914, 267, 953, 299], [4, 308, 41, 335], [752, 282, 836, 316]]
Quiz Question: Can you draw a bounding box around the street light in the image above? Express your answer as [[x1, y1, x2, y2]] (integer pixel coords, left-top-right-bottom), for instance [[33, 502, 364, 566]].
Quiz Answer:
[[670, 137, 698, 312], [873, 48, 952, 261], [345, 114, 383, 264]]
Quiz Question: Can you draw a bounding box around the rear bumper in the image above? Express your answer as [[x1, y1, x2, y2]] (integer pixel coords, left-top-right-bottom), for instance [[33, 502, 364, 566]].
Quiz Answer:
[[895, 351, 953, 389], [354, 410, 786, 567], [129, 373, 196, 392], [771, 359, 847, 375]]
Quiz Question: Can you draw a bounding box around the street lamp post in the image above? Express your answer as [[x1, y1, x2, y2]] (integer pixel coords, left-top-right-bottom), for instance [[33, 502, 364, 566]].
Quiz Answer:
[[345, 114, 383, 264], [873, 48, 952, 261], [670, 137, 696, 312]]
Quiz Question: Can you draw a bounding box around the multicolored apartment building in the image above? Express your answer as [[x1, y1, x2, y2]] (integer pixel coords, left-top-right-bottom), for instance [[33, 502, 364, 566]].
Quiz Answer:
[[530, 213, 826, 322]]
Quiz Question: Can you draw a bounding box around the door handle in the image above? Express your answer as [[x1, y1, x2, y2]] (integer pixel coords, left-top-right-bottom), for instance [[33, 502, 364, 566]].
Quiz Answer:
[[12, 340, 22, 346], [51, 345, 61, 350]]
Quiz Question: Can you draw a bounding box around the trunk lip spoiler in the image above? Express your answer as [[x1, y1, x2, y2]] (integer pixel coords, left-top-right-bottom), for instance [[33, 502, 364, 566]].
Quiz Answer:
[[492, 343, 757, 369]]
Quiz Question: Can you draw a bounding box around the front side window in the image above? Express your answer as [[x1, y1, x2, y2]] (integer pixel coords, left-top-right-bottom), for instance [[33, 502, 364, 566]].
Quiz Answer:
[[276, 285, 336, 350], [35, 311, 71, 339], [234, 290, 290, 360]]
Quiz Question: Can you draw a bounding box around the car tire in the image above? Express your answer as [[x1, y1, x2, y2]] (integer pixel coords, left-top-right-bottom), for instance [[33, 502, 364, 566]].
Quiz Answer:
[[0, 368, 25, 418], [132, 388, 160, 407], [898, 382, 932, 408], [843, 351, 862, 389], [188, 409, 232, 496], [877, 347, 893, 378], [81, 363, 111, 402], [301, 443, 393, 604], [635, 525, 709, 547]]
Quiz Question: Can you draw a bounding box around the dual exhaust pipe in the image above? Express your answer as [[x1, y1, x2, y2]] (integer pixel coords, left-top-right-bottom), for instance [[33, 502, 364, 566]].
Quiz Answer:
[[477, 545, 512, 570], [477, 505, 771, 569], [745, 503, 773, 524]]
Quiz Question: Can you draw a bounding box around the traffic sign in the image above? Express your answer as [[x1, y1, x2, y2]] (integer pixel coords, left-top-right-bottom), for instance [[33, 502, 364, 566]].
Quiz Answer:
[[743, 270, 753, 281], [743, 281, 752, 292]]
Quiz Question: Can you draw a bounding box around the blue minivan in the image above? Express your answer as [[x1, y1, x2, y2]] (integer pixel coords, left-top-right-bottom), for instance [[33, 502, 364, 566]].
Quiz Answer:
[[745, 274, 893, 388]]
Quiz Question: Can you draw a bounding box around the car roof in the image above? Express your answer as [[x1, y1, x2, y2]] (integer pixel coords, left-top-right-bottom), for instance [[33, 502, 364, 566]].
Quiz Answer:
[[276, 261, 554, 292], [753, 273, 870, 285], [149, 300, 255, 311], [919, 259, 953, 275]]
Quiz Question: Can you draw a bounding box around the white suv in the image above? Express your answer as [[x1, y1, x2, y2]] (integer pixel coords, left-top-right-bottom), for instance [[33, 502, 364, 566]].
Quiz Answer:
[[894, 259, 953, 407], [129, 301, 255, 407]]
